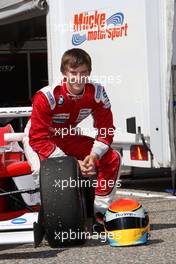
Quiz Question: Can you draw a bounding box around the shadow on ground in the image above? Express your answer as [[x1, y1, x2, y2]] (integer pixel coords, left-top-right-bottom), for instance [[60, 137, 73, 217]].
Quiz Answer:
[[120, 172, 173, 193]]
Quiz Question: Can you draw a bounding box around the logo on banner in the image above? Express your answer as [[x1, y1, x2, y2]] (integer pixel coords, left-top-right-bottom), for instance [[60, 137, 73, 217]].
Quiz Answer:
[[72, 10, 128, 46]]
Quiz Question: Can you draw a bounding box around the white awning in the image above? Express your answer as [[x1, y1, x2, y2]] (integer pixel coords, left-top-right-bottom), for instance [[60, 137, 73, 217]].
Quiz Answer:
[[0, 0, 48, 26]]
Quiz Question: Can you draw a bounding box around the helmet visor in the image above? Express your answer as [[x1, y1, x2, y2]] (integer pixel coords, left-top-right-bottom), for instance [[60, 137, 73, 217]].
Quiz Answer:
[[105, 215, 149, 231]]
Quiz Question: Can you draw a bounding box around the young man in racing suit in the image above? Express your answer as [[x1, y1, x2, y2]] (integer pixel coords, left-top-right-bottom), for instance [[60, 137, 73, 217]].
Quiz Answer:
[[26, 48, 121, 224]]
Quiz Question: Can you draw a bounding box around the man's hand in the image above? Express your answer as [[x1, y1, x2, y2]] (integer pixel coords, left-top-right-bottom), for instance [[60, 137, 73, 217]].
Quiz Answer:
[[78, 153, 98, 177]]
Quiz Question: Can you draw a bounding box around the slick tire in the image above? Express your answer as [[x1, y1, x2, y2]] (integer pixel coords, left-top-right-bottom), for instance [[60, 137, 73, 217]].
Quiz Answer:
[[40, 156, 87, 247]]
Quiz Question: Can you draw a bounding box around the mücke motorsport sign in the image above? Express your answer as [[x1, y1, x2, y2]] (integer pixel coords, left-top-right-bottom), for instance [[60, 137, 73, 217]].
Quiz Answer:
[[72, 10, 128, 45]]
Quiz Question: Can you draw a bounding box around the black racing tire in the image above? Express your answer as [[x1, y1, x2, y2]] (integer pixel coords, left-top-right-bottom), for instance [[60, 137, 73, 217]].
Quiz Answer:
[[40, 156, 88, 247], [83, 177, 95, 218]]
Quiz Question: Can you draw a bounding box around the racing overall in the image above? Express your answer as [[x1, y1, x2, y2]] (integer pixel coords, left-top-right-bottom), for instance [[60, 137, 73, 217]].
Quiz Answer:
[[24, 81, 121, 215]]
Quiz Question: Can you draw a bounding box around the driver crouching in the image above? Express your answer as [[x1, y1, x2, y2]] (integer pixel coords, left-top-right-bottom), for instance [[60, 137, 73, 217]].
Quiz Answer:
[[24, 48, 121, 227]]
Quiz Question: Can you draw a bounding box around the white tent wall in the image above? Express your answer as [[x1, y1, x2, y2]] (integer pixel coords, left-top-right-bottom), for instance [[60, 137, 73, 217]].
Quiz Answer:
[[172, 0, 176, 65], [171, 1, 176, 170], [0, 0, 48, 25], [143, 0, 175, 168], [46, 0, 176, 168]]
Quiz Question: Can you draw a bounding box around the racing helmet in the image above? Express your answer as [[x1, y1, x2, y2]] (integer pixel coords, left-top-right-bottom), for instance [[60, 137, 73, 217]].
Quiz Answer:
[[104, 198, 150, 247]]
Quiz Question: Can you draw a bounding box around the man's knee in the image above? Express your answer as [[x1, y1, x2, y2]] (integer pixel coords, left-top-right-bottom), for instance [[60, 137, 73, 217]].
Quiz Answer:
[[100, 148, 121, 168]]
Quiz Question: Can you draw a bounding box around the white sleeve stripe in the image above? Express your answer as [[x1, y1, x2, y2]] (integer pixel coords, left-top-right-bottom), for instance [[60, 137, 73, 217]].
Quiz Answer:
[[91, 140, 109, 159], [49, 147, 66, 158], [40, 83, 59, 110]]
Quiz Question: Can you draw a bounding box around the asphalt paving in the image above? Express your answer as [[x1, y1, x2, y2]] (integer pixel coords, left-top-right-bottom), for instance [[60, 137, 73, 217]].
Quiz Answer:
[[0, 175, 176, 264]]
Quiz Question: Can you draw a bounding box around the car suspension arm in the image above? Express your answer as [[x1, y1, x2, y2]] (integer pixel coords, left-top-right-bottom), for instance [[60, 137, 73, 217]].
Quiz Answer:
[[0, 187, 40, 212]]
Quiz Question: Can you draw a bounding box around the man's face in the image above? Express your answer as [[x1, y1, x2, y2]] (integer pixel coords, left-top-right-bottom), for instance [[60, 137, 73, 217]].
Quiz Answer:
[[64, 64, 90, 95]]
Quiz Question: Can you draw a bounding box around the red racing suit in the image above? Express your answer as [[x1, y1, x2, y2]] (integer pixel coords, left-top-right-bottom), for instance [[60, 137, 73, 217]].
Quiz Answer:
[[28, 80, 121, 214]]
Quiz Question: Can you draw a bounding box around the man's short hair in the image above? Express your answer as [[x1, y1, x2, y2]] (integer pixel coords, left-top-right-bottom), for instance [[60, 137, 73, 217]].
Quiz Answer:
[[60, 48, 92, 74]]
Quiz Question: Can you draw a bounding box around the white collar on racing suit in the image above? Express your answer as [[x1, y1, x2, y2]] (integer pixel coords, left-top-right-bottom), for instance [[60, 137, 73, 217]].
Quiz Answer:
[[66, 86, 85, 100]]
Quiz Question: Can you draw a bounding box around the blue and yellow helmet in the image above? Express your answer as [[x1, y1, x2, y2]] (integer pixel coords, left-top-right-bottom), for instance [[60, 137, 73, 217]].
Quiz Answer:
[[104, 198, 150, 247]]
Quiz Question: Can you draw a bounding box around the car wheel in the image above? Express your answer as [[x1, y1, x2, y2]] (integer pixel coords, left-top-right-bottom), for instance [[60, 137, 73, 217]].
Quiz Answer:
[[40, 156, 88, 247]]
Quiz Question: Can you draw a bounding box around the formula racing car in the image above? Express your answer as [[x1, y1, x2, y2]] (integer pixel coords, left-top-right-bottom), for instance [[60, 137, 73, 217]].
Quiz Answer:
[[0, 107, 94, 247]]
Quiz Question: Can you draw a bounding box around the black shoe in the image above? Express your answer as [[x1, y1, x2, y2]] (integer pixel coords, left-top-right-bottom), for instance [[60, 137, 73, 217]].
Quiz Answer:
[[92, 223, 105, 233], [93, 212, 105, 233]]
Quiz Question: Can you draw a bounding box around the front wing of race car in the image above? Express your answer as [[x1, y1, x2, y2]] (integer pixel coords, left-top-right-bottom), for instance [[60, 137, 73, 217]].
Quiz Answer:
[[0, 107, 94, 247], [0, 212, 38, 244]]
